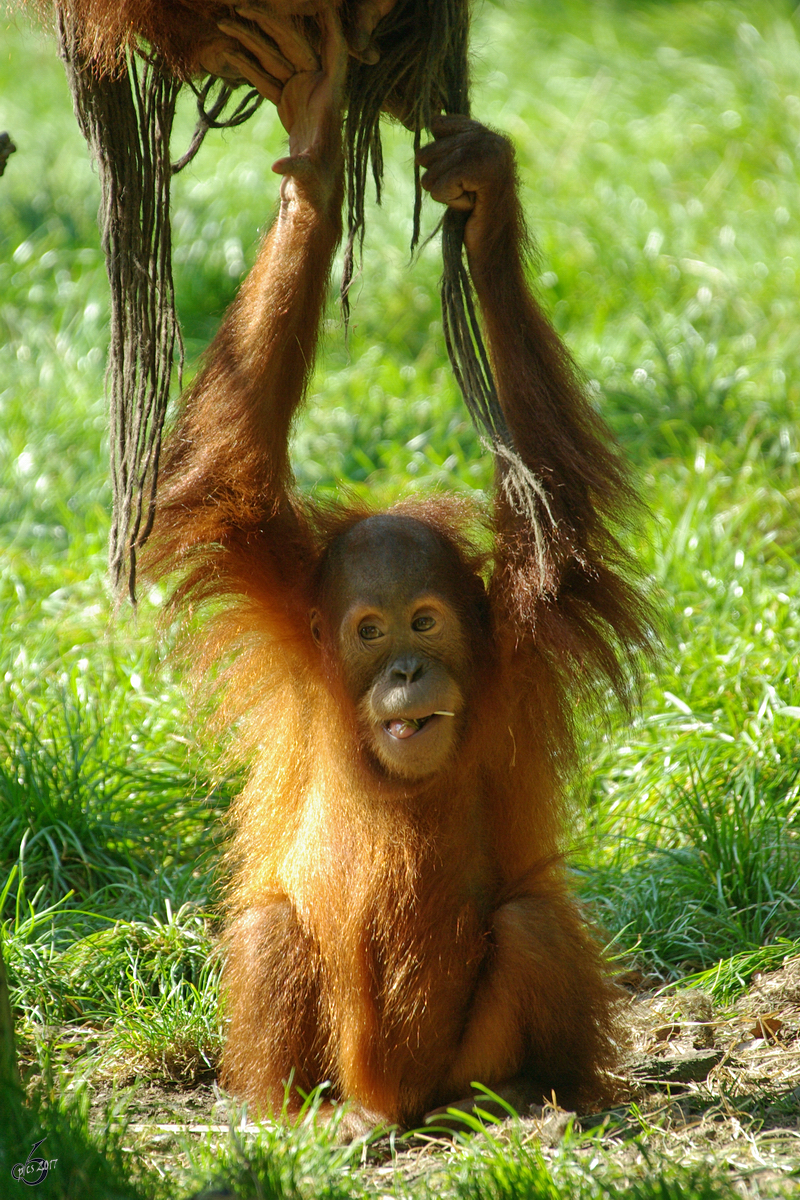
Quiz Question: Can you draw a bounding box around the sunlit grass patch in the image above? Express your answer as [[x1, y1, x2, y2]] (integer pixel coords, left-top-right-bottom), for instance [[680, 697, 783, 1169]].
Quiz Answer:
[[583, 750, 800, 974], [679, 939, 800, 1004], [0, 656, 227, 907]]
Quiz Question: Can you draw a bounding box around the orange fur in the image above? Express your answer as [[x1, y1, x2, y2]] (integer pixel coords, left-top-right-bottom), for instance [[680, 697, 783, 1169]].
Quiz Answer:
[[41, 0, 232, 76]]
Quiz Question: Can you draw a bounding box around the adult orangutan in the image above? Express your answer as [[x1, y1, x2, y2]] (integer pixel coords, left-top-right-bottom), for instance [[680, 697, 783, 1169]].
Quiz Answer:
[[146, 10, 650, 1128]]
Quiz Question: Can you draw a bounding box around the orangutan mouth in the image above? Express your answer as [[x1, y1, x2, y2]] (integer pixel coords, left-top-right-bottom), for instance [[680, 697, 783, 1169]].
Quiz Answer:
[[383, 712, 455, 740], [384, 716, 431, 739]]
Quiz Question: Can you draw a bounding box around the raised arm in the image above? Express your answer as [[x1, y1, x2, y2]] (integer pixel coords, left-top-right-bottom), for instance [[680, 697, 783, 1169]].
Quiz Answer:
[[150, 13, 347, 587], [417, 117, 651, 688]]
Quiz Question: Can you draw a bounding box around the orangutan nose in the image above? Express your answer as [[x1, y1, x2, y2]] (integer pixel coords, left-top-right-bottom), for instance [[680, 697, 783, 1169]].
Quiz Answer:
[[391, 657, 425, 685]]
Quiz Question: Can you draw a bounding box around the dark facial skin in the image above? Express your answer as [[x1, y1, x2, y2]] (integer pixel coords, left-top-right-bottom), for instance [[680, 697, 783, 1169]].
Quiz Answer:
[[312, 515, 475, 780]]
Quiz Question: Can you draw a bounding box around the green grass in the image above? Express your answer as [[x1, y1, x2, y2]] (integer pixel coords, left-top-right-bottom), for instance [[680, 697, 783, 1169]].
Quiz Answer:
[[678, 937, 800, 1004], [186, 1109, 739, 1200], [2, 0, 800, 1195]]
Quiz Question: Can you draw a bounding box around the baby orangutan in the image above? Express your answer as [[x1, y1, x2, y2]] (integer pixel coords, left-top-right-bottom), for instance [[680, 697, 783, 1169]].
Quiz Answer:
[[147, 10, 649, 1130]]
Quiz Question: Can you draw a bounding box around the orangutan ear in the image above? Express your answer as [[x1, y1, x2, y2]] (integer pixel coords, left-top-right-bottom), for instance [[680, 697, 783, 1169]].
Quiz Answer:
[[310, 609, 323, 645]]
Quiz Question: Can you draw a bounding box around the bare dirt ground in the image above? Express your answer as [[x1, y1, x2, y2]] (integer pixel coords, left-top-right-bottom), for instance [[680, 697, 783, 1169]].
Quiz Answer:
[[85, 958, 800, 1198]]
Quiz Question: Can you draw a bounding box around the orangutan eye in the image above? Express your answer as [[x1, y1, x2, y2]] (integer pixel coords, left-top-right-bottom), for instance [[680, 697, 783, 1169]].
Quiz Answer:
[[359, 624, 383, 641], [412, 615, 436, 632]]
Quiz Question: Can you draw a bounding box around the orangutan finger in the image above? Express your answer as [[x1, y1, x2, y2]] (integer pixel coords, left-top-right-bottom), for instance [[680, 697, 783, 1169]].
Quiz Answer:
[[218, 20, 294, 82], [272, 153, 315, 178], [428, 113, 479, 139], [197, 38, 282, 100], [446, 193, 475, 211], [347, 40, 380, 65], [236, 7, 320, 73], [419, 167, 464, 199], [420, 157, 474, 201], [316, 5, 349, 96], [424, 179, 475, 210], [197, 41, 245, 83], [416, 140, 466, 174], [416, 130, 483, 170], [221, 48, 283, 103], [350, 0, 397, 51]]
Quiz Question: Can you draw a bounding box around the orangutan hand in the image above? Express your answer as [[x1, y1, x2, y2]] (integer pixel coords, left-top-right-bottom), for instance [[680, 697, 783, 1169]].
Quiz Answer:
[[198, 0, 398, 98], [271, 7, 348, 210], [199, 6, 319, 104], [416, 115, 516, 259]]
